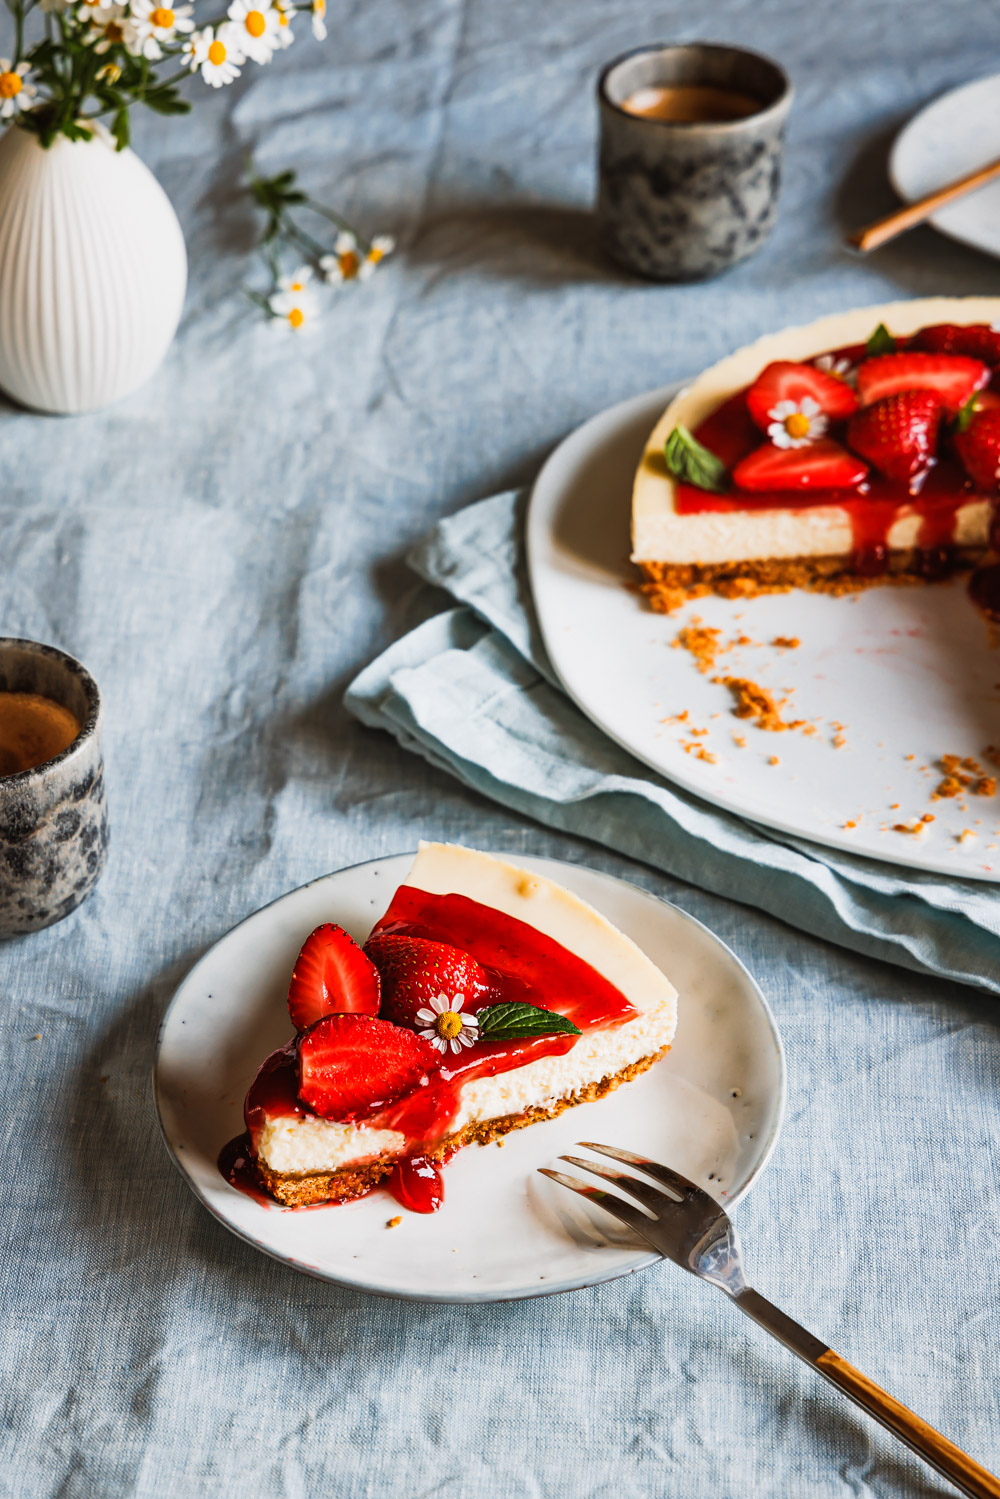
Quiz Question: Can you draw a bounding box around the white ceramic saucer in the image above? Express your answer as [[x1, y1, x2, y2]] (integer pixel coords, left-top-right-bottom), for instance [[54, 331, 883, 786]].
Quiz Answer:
[[890, 73, 1000, 258], [154, 852, 784, 1304], [526, 385, 1000, 880]]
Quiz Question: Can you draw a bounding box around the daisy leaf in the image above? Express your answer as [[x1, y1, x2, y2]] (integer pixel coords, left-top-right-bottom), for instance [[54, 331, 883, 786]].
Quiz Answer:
[[476, 1002, 581, 1041]]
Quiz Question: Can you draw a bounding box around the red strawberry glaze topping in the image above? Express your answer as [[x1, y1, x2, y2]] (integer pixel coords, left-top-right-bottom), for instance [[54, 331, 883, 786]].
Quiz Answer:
[[221, 888, 640, 1212], [674, 337, 996, 579]]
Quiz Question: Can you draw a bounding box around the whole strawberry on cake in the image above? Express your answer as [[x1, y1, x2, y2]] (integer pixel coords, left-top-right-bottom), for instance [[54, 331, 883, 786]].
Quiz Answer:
[[221, 843, 678, 1214], [633, 296, 1000, 612]]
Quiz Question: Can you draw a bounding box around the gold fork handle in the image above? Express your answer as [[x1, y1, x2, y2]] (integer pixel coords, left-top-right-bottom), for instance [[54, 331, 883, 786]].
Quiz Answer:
[[816, 1349, 1000, 1499], [734, 1288, 1000, 1499]]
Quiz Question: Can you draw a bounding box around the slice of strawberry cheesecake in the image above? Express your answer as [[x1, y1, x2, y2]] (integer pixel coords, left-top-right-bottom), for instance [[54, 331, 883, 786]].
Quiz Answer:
[[633, 296, 1000, 611], [222, 843, 678, 1213]]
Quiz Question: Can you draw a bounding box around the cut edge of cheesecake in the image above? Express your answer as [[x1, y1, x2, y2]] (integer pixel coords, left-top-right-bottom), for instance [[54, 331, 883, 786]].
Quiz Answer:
[[632, 295, 1000, 612], [252, 843, 679, 1206]]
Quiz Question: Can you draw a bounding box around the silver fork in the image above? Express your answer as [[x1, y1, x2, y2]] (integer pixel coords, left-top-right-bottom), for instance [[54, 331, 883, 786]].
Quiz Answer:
[[541, 1144, 1000, 1499]]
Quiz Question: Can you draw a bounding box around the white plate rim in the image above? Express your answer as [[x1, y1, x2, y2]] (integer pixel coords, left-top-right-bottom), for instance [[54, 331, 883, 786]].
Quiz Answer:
[[153, 850, 787, 1304], [888, 72, 1000, 258], [525, 383, 1000, 882]]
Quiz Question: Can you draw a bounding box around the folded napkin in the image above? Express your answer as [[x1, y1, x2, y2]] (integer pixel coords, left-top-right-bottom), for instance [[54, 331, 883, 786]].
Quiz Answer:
[[346, 490, 1000, 994]]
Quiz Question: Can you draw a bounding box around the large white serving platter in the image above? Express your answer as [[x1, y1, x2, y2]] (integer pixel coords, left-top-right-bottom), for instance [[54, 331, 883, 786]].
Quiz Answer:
[[890, 73, 1000, 259], [154, 852, 784, 1303], [526, 386, 1000, 880]]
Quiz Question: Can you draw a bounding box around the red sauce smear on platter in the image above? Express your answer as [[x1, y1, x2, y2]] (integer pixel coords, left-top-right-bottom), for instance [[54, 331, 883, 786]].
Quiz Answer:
[[222, 888, 639, 1213], [673, 339, 983, 577]]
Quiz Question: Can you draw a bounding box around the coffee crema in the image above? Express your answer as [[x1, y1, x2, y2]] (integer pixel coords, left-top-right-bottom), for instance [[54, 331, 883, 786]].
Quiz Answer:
[[0, 692, 80, 777], [620, 84, 761, 124]]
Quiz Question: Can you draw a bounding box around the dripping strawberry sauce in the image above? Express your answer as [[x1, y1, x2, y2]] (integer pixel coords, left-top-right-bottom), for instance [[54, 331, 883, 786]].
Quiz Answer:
[[220, 887, 638, 1212], [675, 339, 986, 578]]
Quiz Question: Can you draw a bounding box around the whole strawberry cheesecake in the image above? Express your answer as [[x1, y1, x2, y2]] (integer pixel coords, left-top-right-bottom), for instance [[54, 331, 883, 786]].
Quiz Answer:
[[633, 296, 1000, 611], [222, 843, 678, 1213]]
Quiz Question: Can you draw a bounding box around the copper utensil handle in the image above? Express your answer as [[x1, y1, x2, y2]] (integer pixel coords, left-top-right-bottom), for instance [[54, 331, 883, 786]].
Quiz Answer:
[[736, 1289, 1000, 1499], [848, 157, 1000, 252]]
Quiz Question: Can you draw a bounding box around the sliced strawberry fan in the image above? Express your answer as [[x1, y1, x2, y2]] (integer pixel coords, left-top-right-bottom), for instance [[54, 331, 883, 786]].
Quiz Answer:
[[732, 439, 868, 492], [287, 923, 381, 1031], [745, 360, 858, 432]]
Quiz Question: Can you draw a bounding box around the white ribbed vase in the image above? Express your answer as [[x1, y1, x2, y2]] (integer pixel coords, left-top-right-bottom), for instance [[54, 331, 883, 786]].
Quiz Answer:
[[0, 124, 186, 414]]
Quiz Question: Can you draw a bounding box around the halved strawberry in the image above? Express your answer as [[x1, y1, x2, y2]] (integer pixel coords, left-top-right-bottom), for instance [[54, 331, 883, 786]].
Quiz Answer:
[[732, 439, 868, 493], [745, 361, 858, 432], [297, 1014, 440, 1120], [954, 406, 1000, 492], [856, 352, 989, 411], [910, 323, 1000, 365], [287, 924, 381, 1031], [846, 391, 942, 482], [364, 933, 492, 1028]]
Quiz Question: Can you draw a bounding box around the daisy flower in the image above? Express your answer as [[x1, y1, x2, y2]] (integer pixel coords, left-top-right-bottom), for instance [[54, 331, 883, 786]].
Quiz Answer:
[[272, 0, 295, 48], [813, 353, 856, 385], [311, 0, 326, 40], [767, 396, 827, 449], [130, 0, 194, 59], [416, 993, 480, 1055], [227, 0, 282, 63], [183, 24, 244, 86], [87, 4, 139, 53], [74, 0, 102, 20], [0, 61, 35, 119], [268, 265, 318, 330], [321, 231, 395, 284]]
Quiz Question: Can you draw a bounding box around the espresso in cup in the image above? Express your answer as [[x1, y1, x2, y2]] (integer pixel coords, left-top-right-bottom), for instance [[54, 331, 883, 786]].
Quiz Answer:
[[597, 43, 793, 281]]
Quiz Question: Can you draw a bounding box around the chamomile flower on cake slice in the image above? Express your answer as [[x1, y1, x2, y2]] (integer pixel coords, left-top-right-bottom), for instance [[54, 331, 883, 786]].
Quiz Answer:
[[130, 0, 194, 59], [0, 61, 35, 118], [766, 396, 828, 449], [227, 0, 282, 63], [183, 23, 244, 86]]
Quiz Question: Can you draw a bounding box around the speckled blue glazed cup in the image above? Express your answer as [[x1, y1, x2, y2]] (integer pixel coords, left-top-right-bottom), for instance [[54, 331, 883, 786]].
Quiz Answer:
[[597, 42, 793, 281], [0, 639, 108, 938]]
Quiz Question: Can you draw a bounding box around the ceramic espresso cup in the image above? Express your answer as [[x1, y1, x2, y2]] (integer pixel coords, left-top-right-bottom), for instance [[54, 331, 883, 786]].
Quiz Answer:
[[0, 639, 108, 938], [597, 42, 793, 281]]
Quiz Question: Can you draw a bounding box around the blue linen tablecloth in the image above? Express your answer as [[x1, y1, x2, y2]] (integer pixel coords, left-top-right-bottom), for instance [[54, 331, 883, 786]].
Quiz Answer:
[[4, 1, 1000, 1494]]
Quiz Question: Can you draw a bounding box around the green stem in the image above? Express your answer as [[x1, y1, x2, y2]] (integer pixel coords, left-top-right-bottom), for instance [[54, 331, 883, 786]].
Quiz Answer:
[[282, 213, 328, 261], [302, 198, 368, 250]]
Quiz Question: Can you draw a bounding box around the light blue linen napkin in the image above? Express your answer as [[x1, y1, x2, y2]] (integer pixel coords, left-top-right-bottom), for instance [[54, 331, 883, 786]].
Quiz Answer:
[[346, 490, 1000, 993]]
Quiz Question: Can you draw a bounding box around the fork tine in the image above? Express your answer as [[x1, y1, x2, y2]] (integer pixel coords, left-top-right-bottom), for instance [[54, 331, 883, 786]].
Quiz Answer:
[[559, 1153, 667, 1214], [578, 1142, 704, 1201], [537, 1168, 659, 1246]]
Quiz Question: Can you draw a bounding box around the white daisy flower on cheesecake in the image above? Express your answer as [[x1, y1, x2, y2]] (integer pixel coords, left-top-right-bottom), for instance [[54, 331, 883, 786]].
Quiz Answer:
[[311, 0, 326, 40], [767, 396, 828, 449], [415, 992, 480, 1055], [813, 352, 856, 384], [268, 265, 318, 330], [130, 0, 194, 59], [227, 0, 282, 63], [183, 24, 245, 86], [0, 60, 35, 118]]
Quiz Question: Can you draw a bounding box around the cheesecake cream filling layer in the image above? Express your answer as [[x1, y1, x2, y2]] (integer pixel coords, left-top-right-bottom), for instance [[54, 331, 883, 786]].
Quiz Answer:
[[632, 296, 1000, 567], [256, 843, 678, 1178]]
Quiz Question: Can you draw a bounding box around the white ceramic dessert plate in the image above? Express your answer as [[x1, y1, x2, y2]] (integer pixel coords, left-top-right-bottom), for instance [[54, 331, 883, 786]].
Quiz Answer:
[[154, 852, 784, 1303], [526, 385, 1000, 880], [890, 74, 1000, 259]]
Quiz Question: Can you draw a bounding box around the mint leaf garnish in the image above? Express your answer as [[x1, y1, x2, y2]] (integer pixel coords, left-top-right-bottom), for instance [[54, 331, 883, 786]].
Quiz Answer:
[[865, 322, 897, 356], [477, 1002, 581, 1042], [955, 390, 982, 434], [664, 425, 729, 495]]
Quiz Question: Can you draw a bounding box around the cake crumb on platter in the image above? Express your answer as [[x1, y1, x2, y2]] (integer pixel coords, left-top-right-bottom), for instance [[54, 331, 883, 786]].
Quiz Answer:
[[772, 636, 800, 649], [386, 1216, 402, 1229], [719, 676, 806, 732]]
